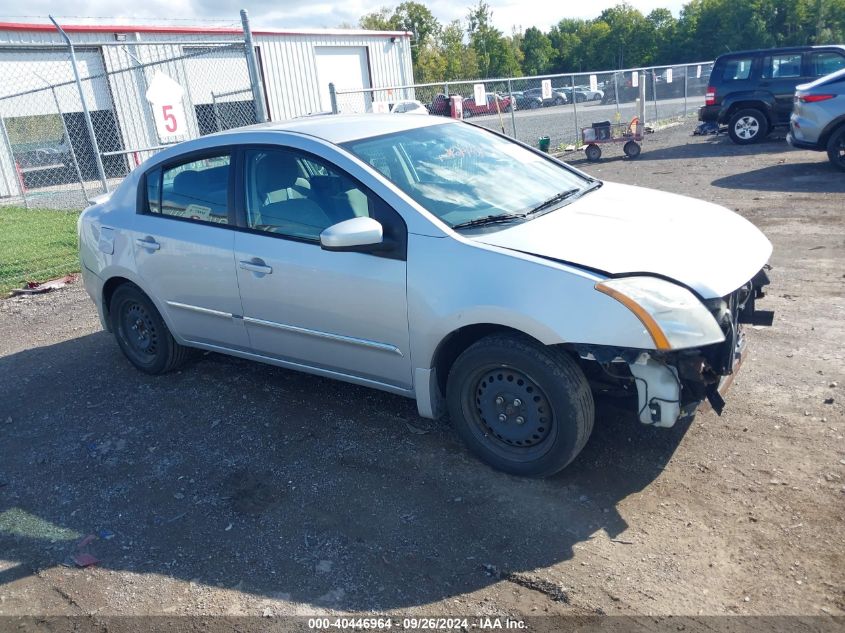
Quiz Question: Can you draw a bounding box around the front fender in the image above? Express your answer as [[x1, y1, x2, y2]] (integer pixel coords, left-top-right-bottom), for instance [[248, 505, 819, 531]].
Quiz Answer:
[[407, 234, 655, 370]]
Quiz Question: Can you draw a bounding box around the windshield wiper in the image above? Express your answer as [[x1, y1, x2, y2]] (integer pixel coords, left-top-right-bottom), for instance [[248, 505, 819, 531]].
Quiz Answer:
[[451, 213, 526, 230], [526, 188, 581, 216]]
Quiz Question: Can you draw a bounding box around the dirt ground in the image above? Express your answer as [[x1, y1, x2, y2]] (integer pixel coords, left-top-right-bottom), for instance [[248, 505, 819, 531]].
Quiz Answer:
[[1, 123, 843, 625]]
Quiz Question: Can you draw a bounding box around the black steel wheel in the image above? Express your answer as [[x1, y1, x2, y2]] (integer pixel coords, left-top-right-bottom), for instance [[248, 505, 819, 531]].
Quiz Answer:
[[446, 334, 594, 477], [110, 284, 192, 375], [826, 125, 845, 172], [585, 144, 602, 162]]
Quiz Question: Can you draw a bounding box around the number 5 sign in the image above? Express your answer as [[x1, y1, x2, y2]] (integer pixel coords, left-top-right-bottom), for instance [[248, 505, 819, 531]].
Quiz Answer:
[[145, 72, 188, 140]]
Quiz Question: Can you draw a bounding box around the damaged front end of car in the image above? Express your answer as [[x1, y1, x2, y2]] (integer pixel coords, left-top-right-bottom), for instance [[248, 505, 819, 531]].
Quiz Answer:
[[573, 267, 774, 428]]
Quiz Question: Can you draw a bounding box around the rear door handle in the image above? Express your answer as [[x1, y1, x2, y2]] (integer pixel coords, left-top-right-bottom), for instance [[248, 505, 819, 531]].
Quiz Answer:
[[239, 259, 273, 275], [135, 237, 160, 251]]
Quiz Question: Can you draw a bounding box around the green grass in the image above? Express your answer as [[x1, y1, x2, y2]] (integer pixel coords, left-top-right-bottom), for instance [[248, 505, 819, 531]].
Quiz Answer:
[[0, 206, 81, 295]]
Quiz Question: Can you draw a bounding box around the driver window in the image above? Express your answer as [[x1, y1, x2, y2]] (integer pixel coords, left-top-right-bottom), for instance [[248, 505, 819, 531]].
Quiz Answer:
[[244, 149, 373, 241]]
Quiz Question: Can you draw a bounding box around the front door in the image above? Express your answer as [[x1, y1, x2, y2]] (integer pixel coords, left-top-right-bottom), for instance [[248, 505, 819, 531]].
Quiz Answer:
[[132, 151, 249, 350], [233, 147, 412, 388]]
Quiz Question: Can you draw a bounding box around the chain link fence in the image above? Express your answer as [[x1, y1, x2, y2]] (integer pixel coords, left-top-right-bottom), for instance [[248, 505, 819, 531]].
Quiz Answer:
[[333, 61, 714, 151], [0, 22, 263, 293]]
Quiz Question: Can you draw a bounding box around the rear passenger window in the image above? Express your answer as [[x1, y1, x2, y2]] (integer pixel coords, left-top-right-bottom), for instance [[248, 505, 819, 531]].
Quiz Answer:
[[762, 54, 802, 79], [145, 154, 231, 224], [722, 58, 752, 81], [809, 52, 845, 76]]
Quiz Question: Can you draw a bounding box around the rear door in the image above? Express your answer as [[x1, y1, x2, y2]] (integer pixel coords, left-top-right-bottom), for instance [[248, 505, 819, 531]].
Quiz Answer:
[[760, 52, 809, 124], [132, 151, 249, 350]]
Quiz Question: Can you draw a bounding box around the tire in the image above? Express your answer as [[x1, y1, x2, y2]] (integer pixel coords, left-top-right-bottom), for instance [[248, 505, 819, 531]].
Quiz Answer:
[[110, 284, 192, 375], [554, 97, 564, 106], [585, 144, 602, 162], [463, 108, 473, 118], [826, 125, 845, 172], [728, 108, 769, 144], [529, 100, 540, 110], [446, 334, 594, 477], [623, 140, 641, 158]]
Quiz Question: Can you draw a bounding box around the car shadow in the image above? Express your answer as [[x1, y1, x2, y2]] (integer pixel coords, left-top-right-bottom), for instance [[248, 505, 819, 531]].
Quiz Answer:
[[0, 331, 694, 610], [710, 161, 845, 193]]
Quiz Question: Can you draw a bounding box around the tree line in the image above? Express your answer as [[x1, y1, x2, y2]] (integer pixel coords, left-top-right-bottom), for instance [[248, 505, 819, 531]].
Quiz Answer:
[[357, 0, 845, 82]]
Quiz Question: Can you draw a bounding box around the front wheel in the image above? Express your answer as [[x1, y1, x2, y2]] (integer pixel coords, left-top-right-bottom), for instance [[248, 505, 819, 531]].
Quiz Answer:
[[826, 125, 845, 171], [446, 335, 594, 477], [110, 284, 192, 375], [728, 108, 769, 144]]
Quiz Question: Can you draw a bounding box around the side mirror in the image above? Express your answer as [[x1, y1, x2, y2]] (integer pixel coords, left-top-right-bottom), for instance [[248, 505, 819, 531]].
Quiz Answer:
[[320, 216, 384, 252]]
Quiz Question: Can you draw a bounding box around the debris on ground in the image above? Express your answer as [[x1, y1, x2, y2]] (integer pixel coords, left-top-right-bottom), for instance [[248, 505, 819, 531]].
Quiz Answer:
[[10, 274, 77, 296], [693, 121, 720, 136]]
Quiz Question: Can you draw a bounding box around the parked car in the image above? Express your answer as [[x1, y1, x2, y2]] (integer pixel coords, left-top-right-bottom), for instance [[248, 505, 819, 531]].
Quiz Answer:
[[556, 86, 589, 103], [79, 115, 773, 477], [523, 87, 568, 107], [575, 85, 604, 101], [428, 93, 459, 117], [787, 67, 845, 171], [389, 99, 429, 115], [699, 45, 845, 144], [462, 92, 513, 117], [511, 90, 543, 110]]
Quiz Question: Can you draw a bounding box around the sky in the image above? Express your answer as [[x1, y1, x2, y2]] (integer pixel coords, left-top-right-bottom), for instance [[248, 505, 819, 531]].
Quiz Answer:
[[0, 0, 689, 33]]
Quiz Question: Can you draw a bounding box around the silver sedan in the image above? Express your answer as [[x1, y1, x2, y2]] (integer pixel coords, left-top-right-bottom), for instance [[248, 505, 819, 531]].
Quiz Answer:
[[79, 115, 773, 476]]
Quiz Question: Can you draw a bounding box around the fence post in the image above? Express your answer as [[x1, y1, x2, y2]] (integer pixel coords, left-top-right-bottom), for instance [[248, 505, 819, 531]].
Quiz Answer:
[[652, 69, 659, 122], [0, 116, 21, 202], [571, 74, 579, 148], [613, 72, 620, 118], [240, 9, 268, 123], [329, 83, 339, 114], [506, 79, 516, 139], [683, 65, 688, 118], [50, 15, 109, 194], [639, 73, 646, 128]]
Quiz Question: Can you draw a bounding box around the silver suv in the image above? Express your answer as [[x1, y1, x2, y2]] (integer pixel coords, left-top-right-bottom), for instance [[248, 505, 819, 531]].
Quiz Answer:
[[787, 68, 845, 170]]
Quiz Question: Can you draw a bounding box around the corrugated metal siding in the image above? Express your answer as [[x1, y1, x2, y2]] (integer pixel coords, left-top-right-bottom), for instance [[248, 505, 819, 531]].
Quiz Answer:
[[255, 32, 413, 120]]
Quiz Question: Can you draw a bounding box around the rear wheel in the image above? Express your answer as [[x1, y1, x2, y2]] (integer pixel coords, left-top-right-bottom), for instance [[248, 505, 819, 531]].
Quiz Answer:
[[529, 100, 540, 109], [728, 108, 769, 144], [585, 144, 602, 162], [446, 334, 594, 477], [110, 284, 192, 375], [623, 140, 641, 158], [826, 125, 845, 171]]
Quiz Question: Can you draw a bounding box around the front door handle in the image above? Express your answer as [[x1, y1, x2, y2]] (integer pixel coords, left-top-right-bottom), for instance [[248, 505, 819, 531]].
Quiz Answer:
[[135, 237, 160, 251], [239, 259, 273, 275]]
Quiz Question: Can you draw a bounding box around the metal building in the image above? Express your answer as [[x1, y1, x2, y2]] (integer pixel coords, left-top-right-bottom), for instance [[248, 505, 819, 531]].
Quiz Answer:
[[0, 21, 413, 206]]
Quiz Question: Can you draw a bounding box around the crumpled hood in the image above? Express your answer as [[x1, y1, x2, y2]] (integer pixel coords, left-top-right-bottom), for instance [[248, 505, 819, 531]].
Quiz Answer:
[[471, 181, 772, 298]]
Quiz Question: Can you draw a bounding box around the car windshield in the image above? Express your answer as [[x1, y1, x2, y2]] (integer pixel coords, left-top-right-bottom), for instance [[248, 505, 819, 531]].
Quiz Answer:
[[342, 122, 591, 229]]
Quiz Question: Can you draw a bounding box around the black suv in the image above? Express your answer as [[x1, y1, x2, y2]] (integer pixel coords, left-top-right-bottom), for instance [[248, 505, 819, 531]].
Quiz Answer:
[[699, 45, 845, 144]]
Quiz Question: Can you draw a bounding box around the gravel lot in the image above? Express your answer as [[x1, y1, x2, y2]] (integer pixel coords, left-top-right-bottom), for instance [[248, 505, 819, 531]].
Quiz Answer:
[[1, 123, 843, 624]]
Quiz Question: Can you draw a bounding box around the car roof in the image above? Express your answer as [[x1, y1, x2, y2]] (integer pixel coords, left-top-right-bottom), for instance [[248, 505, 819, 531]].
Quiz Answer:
[[716, 44, 845, 60], [230, 114, 452, 144]]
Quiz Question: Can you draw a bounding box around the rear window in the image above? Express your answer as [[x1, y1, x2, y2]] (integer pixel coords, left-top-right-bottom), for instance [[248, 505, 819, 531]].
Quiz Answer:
[[809, 51, 845, 76], [721, 58, 753, 81], [762, 54, 802, 79]]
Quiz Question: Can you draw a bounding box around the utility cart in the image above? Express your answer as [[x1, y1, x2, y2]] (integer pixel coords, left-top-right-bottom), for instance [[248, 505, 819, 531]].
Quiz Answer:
[[582, 117, 643, 161]]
